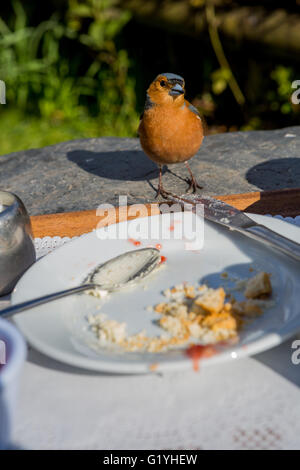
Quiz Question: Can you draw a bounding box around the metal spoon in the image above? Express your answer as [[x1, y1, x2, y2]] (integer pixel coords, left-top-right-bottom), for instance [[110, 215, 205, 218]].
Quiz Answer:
[[0, 248, 161, 319]]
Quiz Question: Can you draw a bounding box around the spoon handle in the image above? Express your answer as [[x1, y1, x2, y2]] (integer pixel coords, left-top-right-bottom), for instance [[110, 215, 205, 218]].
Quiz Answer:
[[0, 283, 98, 319]]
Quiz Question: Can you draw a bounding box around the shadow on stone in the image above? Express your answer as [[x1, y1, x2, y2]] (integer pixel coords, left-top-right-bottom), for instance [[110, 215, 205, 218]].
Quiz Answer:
[[246, 158, 300, 191], [67, 149, 162, 182]]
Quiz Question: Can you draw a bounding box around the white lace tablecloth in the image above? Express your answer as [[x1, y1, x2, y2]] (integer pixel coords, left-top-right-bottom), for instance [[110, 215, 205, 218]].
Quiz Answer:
[[2, 215, 300, 450]]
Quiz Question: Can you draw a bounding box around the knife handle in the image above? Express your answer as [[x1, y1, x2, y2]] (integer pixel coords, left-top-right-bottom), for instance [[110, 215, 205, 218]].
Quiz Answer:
[[242, 224, 300, 262]]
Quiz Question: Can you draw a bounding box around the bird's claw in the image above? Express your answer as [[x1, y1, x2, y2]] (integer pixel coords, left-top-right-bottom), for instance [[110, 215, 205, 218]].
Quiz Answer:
[[186, 178, 202, 193], [156, 184, 171, 199]]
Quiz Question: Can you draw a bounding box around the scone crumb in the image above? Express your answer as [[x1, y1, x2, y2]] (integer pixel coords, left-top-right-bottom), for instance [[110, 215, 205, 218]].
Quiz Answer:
[[154, 302, 167, 313], [192, 287, 225, 314], [88, 271, 273, 353], [184, 285, 196, 298], [245, 272, 272, 299]]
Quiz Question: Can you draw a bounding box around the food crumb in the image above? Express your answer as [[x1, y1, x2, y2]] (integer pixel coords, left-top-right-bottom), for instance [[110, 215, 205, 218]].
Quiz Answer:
[[87, 271, 274, 354], [245, 272, 272, 299]]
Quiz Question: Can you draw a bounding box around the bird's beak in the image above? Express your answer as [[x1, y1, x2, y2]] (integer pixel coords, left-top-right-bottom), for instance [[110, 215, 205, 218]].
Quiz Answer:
[[169, 83, 184, 96]]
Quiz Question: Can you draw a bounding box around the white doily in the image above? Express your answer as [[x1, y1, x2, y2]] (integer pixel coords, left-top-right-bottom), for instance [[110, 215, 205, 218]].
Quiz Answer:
[[271, 214, 300, 226], [6, 214, 300, 449], [34, 235, 80, 259]]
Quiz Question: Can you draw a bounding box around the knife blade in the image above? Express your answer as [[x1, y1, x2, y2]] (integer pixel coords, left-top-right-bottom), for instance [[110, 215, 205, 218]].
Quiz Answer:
[[166, 193, 300, 262]]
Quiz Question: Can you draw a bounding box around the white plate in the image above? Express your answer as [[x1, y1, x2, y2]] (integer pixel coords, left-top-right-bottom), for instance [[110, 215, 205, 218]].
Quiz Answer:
[[12, 212, 300, 374]]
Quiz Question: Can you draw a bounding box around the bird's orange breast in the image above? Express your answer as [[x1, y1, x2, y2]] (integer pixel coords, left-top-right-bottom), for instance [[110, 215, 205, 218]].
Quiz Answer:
[[139, 102, 203, 165]]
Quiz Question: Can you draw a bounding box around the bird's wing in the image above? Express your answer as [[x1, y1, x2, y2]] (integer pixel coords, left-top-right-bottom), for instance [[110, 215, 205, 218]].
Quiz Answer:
[[137, 112, 144, 136], [140, 94, 154, 122], [139, 95, 155, 134], [186, 100, 201, 119]]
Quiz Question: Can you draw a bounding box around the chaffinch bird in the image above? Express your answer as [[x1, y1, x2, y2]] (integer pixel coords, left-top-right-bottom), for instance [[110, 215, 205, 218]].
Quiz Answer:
[[139, 73, 203, 197]]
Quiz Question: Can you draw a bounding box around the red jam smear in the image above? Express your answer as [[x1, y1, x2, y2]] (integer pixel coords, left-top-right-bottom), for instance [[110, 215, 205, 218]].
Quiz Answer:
[[159, 255, 167, 264], [185, 344, 216, 372], [128, 238, 141, 247], [155, 243, 162, 250]]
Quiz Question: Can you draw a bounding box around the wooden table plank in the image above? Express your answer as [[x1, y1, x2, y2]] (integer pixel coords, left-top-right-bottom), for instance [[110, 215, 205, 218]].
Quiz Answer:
[[217, 188, 300, 216], [30, 188, 300, 238], [31, 204, 161, 238]]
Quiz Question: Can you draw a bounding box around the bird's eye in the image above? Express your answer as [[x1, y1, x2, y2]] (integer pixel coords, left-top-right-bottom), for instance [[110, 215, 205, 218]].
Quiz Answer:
[[160, 80, 166, 87]]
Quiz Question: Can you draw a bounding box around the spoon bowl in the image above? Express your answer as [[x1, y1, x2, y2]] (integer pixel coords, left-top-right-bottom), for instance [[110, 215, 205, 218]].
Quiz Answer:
[[0, 248, 161, 319], [88, 247, 161, 290]]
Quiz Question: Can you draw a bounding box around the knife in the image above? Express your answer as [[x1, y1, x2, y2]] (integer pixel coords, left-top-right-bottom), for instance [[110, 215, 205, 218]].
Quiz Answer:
[[166, 193, 300, 262]]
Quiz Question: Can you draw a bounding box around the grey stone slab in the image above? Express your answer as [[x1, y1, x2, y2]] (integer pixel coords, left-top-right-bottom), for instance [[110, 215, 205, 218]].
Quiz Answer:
[[0, 126, 299, 215]]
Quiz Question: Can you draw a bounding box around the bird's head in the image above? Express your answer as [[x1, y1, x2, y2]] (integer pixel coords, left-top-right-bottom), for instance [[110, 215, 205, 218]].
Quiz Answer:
[[146, 73, 185, 107]]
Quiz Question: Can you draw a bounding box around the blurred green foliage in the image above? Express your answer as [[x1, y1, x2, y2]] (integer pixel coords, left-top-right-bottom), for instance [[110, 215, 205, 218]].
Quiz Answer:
[[269, 66, 295, 115], [0, 0, 139, 155]]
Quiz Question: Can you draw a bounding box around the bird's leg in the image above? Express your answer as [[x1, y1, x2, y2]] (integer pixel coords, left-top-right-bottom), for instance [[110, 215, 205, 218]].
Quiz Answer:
[[156, 165, 170, 198], [184, 162, 202, 192]]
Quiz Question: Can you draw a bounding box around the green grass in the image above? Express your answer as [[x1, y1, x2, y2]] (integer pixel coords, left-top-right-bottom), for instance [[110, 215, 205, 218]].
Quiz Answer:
[[0, 1, 139, 155], [0, 108, 139, 155]]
